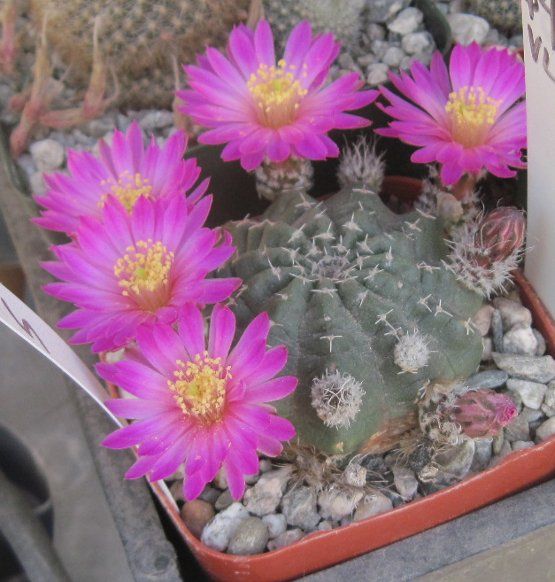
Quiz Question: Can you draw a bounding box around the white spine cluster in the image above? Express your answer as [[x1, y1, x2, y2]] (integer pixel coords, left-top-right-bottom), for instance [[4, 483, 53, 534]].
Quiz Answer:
[[337, 136, 385, 193], [310, 369, 365, 429], [393, 330, 431, 374], [255, 157, 314, 201]]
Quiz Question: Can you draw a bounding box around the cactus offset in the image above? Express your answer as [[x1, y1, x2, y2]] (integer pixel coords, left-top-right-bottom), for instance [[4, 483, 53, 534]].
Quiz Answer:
[[220, 186, 485, 455], [467, 0, 521, 34]]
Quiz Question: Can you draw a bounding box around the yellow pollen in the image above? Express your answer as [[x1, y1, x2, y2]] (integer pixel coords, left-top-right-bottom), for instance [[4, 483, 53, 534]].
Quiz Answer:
[[113, 239, 174, 311], [247, 59, 308, 128], [168, 352, 231, 423], [445, 85, 501, 147], [100, 171, 153, 211]]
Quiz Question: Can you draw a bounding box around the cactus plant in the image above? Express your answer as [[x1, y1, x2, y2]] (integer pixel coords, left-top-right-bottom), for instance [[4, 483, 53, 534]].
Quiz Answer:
[[219, 185, 485, 456], [29, 0, 250, 109], [467, 0, 521, 34]]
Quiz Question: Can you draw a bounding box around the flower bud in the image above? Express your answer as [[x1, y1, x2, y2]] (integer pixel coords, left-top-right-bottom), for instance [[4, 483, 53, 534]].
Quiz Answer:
[[444, 389, 517, 438], [477, 207, 526, 265]]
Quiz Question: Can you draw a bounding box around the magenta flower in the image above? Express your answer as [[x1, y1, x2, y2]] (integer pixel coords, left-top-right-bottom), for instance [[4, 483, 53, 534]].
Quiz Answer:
[[98, 304, 297, 500], [178, 20, 377, 171], [34, 121, 208, 235], [377, 44, 526, 185], [42, 196, 241, 352]]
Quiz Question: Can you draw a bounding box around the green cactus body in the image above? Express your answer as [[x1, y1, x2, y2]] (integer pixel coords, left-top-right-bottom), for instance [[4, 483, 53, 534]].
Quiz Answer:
[[467, 0, 521, 34], [220, 187, 484, 456]]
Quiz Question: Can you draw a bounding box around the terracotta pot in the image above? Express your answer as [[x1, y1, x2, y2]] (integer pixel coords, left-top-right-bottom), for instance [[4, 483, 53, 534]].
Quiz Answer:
[[126, 177, 555, 582]]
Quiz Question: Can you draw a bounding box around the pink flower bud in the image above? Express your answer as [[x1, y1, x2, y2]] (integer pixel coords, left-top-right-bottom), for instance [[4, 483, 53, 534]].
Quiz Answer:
[[445, 389, 518, 438], [477, 207, 526, 266]]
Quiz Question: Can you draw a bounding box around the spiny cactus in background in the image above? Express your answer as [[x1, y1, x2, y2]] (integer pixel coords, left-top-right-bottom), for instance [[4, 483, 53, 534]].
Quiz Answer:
[[337, 137, 385, 193], [219, 185, 486, 456], [255, 158, 314, 201], [263, 0, 366, 51], [29, 0, 250, 109], [467, 0, 521, 34], [445, 206, 526, 298]]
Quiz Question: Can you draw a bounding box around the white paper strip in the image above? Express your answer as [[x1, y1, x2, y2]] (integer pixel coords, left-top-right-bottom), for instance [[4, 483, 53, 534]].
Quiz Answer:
[[0, 283, 122, 427]]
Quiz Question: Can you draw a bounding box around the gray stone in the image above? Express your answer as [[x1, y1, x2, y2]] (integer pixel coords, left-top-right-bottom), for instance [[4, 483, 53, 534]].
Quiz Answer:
[[493, 298, 533, 329], [492, 353, 555, 384], [366, 62, 389, 86], [243, 466, 293, 516], [86, 116, 117, 138], [512, 440, 535, 451], [534, 330, 547, 356], [343, 464, 367, 488], [465, 370, 509, 391], [492, 310, 504, 352], [392, 466, 418, 500], [402, 32, 434, 55], [245, 472, 260, 485], [367, 23, 386, 41], [140, 110, 174, 131], [536, 417, 555, 441], [30, 172, 46, 195], [482, 337, 493, 362], [267, 529, 304, 551], [472, 305, 494, 337], [318, 488, 364, 521], [503, 324, 539, 356], [281, 486, 320, 530], [30, 138, 65, 171], [447, 13, 490, 45], [261, 514, 287, 539], [431, 439, 476, 484], [259, 459, 273, 473], [542, 382, 555, 417], [492, 440, 513, 465], [506, 407, 543, 442], [493, 430, 505, 455], [353, 493, 393, 522], [215, 490, 233, 511], [388, 7, 423, 35], [317, 520, 333, 531], [181, 500, 215, 539], [383, 46, 405, 67], [507, 379, 547, 410], [470, 437, 493, 471], [200, 502, 248, 551], [228, 517, 269, 556], [214, 468, 228, 490], [357, 54, 377, 67], [370, 39, 389, 60], [199, 486, 220, 505], [367, 0, 408, 23]]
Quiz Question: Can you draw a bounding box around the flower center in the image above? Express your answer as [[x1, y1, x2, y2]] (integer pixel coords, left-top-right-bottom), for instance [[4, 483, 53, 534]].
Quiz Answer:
[[113, 239, 174, 311], [100, 171, 153, 211], [247, 59, 308, 128], [168, 352, 231, 424], [445, 86, 501, 147]]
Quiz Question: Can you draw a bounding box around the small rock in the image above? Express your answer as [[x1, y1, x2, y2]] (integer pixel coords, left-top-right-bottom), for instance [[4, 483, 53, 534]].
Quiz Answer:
[[243, 466, 293, 516], [140, 110, 174, 131], [367, 0, 408, 23], [492, 440, 513, 464], [30, 139, 65, 171], [447, 13, 490, 45], [259, 459, 273, 473], [402, 32, 434, 55], [181, 500, 215, 539], [470, 437, 493, 471], [199, 486, 220, 505], [281, 486, 320, 530], [370, 39, 389, 60], [318, 488, 364, 521], [214, 468, 228, 490], [536, 417, 555, 441], [353, 493, 393, 522], [170, 480, 184, 503], [493, 430, 505, 455], [542, 382, 555, 417], [317, 520, 333, 531], [200, 503, 249, 551], [383, 46, 405, 67], [492, 310, 504, 352], [512, 440, 535, 451], [357, 53, 378, 67], [366, 63, 389, 86], [338, 52, 356, 70], [492, 353, 555, 384], [86, 116, 116, 138], [431, 439, 476, 484], [361, 455, 388, 475], [505, 407, 543, 441], [392, 466, 418, 500], [261, 514, 287, 539], [503, 324, 539, 356], [367, 23, 386, 41], [465, 370, 509, 391], [507, 379, 547, 410], [267, 529, 304, 551], [228, 517, 269, 556], [388, 7, 423, 35], [482, 337, 493, 361], [493, 298, 532, 329], [215, 490, 234, 511], [343, 464, 367, 488], [534, 330, 547, 356], [472, 305, 494, 337], [30, 172, 46, 195], [245, 472, 260, 485]]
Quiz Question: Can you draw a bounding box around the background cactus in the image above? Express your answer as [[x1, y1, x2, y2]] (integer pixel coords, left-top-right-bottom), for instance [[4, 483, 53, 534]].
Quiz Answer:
[[29, 0, 250, 109], [219, 185, 485, 456], [467, 0, 521, 34]]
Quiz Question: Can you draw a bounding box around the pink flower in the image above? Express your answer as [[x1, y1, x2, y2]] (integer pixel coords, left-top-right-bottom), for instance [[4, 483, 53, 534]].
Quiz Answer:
[[98, 304, 297, 500], [42, 196, 241, 352], [34, 121, 208, 235], [178, 20, 377, 171], [377, 44, 526, 185]]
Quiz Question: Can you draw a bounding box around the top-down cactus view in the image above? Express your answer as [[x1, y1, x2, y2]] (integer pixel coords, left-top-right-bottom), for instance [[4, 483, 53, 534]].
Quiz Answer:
[[2, 0, 553, 578]]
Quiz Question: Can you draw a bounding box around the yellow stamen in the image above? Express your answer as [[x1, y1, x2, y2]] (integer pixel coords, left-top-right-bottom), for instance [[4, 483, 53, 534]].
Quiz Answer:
[[99, 171, 153, 211], [247, 59, 308, 128], [113, 239, 173, 311], [445, 86, 501, 147], [168, 352, 231, 424]]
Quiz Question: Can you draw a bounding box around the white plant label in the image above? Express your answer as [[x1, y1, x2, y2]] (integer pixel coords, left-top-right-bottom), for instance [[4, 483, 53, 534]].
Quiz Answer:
[[0, 283, 121, 427], [522, 0, 555, 315]]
